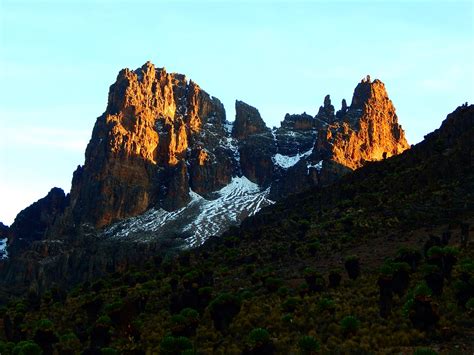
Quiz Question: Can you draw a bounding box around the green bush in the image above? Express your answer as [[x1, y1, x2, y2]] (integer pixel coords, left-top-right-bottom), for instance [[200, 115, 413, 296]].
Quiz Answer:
[[466, 298, 474, 311], [0, 341, 14, 355], [414, 281, 432, 298], [104, 300, 123, 314], [298, 335, 320, 353], [317, 297, 335, 313], [282, 297, 301, 312], [248, 328, 270, 345], [35, 318, 54, 331], [101, 348, 118, 355], [12, 341, 43, 355], [340, 315, 360, 335], [160, 335, 193, 354], [96, 315, 113, 326]]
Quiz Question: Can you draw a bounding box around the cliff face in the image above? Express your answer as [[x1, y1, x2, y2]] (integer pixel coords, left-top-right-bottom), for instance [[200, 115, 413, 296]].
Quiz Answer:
[[67, 69, 408, 230], [66, 62, 231, 228], [315, 76, 409, 170], [7, 188, 68, 250]]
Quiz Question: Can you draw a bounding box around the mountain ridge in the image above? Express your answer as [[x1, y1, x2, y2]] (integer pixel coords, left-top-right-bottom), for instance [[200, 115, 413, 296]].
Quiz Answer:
[[0, 62, 410, 299]]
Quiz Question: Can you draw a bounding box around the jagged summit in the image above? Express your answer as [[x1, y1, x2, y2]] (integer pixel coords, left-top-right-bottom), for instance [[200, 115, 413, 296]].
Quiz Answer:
[[1, 65, 413, 296], [232, 100, 269, 139], [10, 65, 409, 237], [317, 76, 410, 169]]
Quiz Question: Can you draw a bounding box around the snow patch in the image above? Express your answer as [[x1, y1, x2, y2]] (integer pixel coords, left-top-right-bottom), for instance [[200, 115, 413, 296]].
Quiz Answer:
[[103, 176, 274, 248], [307, 160, 323, 174], [272, 146, 314, 169], [224, 121, 233, 134], [0, 238, 8, 259]]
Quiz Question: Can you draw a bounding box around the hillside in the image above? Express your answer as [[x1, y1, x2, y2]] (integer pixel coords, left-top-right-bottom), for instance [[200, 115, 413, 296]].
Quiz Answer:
[[0, 104, 471, 354]]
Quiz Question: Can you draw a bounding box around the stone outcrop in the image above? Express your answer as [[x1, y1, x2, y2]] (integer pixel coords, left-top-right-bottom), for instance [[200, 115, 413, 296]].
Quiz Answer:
[[64, 62, 231, 228], [315, 76, 409, 170], [281, 113, 315, 131], [316, 95, 336, 123], [8, 188, 68, 251], [60, 69, 408, 230], [232, 100, 269, 139]]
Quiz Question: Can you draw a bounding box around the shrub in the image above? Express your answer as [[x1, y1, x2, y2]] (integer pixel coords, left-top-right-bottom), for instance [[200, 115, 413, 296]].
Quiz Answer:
[[56, 332, 81, 353], [317, 297, 336, 314], [340, 315, 360, 335], [12, 341, 43, 355], [248, 328, 270, 345], [298, 335, 320, 353], [96, 315, 112, 326], [104, 300, 123, 315], [466, 298, 474, 311], [0, 341, 14, 355], [396, 247, 422, 270], [414, 281, 432, 298], [277, 286, 289, 297], [101, 348, 118, 355], [282, 297, 301, 313], [160, 335, 193, 354], [35, 319, 53, 331]]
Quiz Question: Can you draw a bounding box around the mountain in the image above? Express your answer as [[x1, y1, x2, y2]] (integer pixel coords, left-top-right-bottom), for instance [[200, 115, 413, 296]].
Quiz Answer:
[[0, 104, 471, 353], [0, 62, 408, 299]]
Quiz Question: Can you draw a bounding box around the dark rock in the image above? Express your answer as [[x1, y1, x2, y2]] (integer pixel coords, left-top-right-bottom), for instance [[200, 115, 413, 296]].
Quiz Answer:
[[336, 99, 348, 119], [232, 100, 269, 139], [281, 112, 315, 131], [239, 134, 276, 186], [315, 94, 335, 123], [8, 188, 67, 250]]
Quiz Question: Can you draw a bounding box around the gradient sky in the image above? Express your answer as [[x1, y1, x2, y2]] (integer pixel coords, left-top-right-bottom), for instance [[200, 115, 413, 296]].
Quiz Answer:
[[0, 0, 473, 225]]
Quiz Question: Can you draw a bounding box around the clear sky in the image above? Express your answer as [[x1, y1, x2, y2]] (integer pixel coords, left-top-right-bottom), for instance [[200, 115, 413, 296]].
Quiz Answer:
[[0, 0, 473, 225]]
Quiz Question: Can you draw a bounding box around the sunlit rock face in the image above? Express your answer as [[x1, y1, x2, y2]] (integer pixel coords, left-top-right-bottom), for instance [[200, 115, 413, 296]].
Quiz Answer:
[[62, 68, 409, 229], [66, 62, 230, 228], [315, 76, 410, 170]]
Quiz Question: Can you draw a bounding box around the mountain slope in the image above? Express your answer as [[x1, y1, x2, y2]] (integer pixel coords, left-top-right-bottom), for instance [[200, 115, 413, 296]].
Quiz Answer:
[[1, 62, 409, 299], [0, 104, 471, 353]]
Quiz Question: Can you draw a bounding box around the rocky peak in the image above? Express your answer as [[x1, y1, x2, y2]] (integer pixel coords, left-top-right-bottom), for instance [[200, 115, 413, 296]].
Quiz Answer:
[[336, 99, 348, 119], [64, 62, 229, 228], [232, 100, 269, 139], [0, 67, 418, 298], [350, 74, 378, 111], [8, 188, 68, 250], [281, 112, 315, 130], [316, 94, 335, 123], [315, 76, 409, 169]]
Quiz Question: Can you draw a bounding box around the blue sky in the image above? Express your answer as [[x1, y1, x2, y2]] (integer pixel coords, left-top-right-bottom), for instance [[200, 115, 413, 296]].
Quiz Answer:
[[0, 0, 473, 225]]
